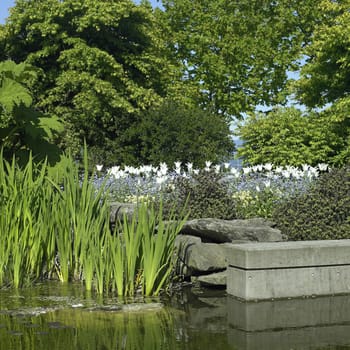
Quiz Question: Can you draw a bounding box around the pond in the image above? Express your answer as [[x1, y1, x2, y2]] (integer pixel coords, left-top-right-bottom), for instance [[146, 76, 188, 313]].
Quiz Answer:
[[1, 282, 350, 350]]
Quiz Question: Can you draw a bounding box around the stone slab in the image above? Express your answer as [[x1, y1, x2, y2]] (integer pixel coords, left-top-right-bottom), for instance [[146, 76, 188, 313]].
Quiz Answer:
[[226, 240, 350, 300], [226, 240, 350, 269]]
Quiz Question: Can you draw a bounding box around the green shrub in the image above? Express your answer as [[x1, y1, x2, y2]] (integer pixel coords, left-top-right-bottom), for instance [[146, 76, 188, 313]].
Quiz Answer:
[[273, 166, 350, 240], [163, 170, 236, 220]]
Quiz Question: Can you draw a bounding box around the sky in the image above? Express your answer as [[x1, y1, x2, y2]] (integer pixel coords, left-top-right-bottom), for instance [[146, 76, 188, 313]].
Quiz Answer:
[[0, 0, 163, 24], [0, 0, 14, 24]]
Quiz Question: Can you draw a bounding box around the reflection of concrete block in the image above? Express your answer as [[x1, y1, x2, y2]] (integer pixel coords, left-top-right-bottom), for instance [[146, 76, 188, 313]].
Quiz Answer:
[[228, 325, 350, 350], [226, 295, 350, 350], [226, 240, 350, 300], [227, 295, 350, 331]]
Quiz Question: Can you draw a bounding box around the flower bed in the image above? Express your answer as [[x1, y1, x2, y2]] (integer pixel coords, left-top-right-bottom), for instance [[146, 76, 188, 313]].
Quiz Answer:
[[94, 161, 329, 219]]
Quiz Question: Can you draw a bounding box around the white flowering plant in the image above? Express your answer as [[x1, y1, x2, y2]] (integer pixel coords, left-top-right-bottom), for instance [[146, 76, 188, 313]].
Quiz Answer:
[[93, 161, 329, 219]]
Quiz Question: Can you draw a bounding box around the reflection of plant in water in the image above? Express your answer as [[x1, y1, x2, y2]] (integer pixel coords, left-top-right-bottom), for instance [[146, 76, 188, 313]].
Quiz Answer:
[[0, 307, 177, 350]]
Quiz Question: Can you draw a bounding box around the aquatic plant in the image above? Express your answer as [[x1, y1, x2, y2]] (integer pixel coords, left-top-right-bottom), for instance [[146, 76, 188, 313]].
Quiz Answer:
[[141, 201, 188, 296], [108, 201, 188, 297], [0, 153, 52, 287], [0, 149, 188, 296]]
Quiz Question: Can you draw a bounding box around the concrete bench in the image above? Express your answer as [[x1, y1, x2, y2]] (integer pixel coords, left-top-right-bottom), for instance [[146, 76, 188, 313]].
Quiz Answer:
[[226, 240, 350, 300]]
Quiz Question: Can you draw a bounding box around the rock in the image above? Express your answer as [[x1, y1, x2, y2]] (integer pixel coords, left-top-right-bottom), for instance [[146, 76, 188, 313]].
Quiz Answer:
[[178, 240, 228, 274], [180, 218, 284, 243], [109, 202, 137, 226], [197, 271, 227, 287], [174, 235, 202, 277]]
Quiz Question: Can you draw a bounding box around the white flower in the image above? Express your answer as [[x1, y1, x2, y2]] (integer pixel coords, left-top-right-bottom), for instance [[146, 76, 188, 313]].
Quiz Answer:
[[307, 168, 319, 178], [174, 161, 182, 175], [186, 162, 193, 172], [96, 164, 103, 171], [108, 166, 125, 179], [264, 163, 273, 171], [230, 168, 240, 178], [193, 169, 200, 175], [317, 163, 328, 172], [159, 162, 168, 176], [174, 161, 181, 169], [282, 170, 291, 178], [275, 166, 283, 173], [205, 161, 212, 169], [214, 164, 221, 173], [224, 162, 230, 169], [301, 164, 310, 172], [140, 165, 153, 177], [156, 175, 167, 185], [264, 180, 271, 188], [252, 165, 263, 172], [243, 167, 252, 175]]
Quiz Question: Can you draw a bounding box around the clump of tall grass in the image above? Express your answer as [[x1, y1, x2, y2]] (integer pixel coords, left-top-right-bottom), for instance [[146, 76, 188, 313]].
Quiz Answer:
[[0, 148, 187, 297], [108, 201, 188, 297]]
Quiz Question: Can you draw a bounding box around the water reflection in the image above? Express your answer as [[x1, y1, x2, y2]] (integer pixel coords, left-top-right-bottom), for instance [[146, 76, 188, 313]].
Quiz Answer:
[[227, 295, 350, 350], [1, 283, 350, 349]]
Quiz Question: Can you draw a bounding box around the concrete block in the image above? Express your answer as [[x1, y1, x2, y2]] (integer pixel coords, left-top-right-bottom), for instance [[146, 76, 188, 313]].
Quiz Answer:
[[226, 240, 350, 300]]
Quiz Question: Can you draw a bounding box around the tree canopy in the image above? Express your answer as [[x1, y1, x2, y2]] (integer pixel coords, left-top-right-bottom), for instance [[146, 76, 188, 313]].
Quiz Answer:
[[161, 0, 319, 118], [138, 99, 235, 167], [294, 0, 350, 164], [1, 0, 348, 167], [296, 0, 350, 109], [236, 107, 341, 166], [0, 0, 178, 165]]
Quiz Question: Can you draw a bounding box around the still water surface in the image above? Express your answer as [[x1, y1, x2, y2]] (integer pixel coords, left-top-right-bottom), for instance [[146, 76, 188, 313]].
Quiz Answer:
[[1, 282, 350, 350]]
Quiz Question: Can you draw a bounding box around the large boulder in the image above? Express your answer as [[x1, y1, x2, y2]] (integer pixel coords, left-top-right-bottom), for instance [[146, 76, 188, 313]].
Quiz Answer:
[[180, 218, 284, 243]]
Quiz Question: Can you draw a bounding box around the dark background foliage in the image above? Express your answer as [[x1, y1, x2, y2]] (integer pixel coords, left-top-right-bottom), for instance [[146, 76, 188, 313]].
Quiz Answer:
[[273, 167, 350, 240]]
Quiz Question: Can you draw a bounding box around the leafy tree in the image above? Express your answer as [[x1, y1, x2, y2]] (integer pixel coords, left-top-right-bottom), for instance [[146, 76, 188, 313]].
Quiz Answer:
[[295, 0, 350, 165], [139, 100, 235, 167], [0, 0, 177, 165], [236, 107, 339, 166], [160, 0, 320, 118], [296, 0, 350, 108], [0, 60, 62, 164]]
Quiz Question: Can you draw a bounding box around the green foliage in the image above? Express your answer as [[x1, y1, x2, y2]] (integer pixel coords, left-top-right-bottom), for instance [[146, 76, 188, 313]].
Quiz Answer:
[[294, 0, 350, 165], [164, 170, 236, 220], [236, 107, 339, 166], [273, 167, 350, 241], [139, 99, 235, 167], [0, 0, 176, 165], [296, 0, 350, 108], [161, 0, 319, 117], [0, 60, 63, 164]]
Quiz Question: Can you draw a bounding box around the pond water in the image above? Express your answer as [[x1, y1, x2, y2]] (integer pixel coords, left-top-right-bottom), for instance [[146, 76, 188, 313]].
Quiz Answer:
[[1, 282, 350, 350]]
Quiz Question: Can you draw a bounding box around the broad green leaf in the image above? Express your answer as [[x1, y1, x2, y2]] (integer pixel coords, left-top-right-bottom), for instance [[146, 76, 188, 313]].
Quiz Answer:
[[0, 77, 32, 112]]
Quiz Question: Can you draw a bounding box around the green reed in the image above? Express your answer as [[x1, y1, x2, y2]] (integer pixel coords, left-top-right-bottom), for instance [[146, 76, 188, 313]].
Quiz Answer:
[[0, 148, 188, 296], [142, 201, 188, 296], [0, 153, 51, 287], [107, 200, 188, 296]]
